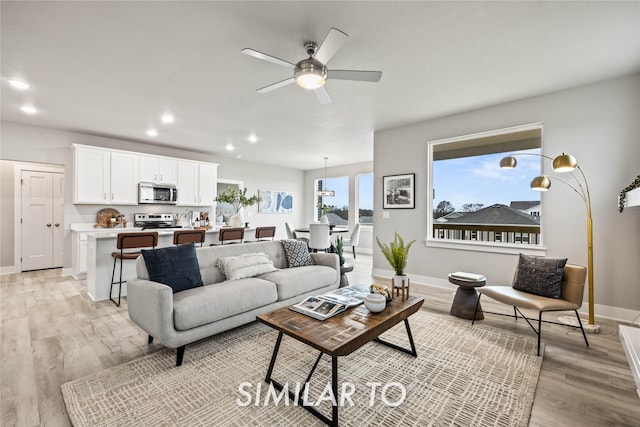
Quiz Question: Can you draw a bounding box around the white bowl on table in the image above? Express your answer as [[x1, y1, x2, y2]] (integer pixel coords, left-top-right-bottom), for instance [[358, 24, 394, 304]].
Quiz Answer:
[[364, 293, 387, 313]]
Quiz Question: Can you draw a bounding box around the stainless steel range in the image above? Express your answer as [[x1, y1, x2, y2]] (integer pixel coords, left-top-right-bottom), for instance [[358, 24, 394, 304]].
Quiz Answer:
[[134, 213, 181, 230]]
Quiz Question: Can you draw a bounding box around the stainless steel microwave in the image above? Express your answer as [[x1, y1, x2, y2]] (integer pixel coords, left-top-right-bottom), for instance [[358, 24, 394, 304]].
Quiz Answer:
[[138, 183, 178, 204]]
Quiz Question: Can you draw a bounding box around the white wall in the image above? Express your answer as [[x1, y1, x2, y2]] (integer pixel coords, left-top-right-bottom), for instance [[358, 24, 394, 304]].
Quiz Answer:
[[374, 74, 640, 319], [0, 121, 304, 270]]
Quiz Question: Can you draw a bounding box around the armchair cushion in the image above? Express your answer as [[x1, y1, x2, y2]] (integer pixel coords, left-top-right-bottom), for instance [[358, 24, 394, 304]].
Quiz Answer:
[[512, 253, 567, 299], [281, 239, 314, 268], [142, 243, 203, 294]]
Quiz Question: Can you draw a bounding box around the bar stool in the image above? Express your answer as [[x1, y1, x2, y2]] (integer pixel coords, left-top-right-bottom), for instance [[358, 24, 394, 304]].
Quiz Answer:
[[255, 226, 276, 241], [110, 232, 158, 307], [173, 229, 206, 246], [218, 227, 244, 244]]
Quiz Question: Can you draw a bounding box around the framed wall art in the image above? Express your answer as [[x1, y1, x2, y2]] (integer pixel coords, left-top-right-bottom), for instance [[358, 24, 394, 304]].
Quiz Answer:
[[259, 190, 293, 213], [383, 173, 415, 209]]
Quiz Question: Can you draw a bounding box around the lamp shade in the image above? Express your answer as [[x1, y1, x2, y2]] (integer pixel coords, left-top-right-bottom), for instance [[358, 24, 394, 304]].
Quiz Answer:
[[499, 156, 518, 169], [552, 153, 577, 173], [530, 175, 551, 191]]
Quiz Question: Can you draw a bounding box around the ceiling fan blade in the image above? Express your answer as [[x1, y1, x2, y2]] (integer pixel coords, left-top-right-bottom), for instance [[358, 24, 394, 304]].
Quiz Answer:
[[256, 77, 295, 93], [241, 48, 296, 69], [314, 86, 332, 105], [314, 28, 348, 65], [327, 70, 382, 82]]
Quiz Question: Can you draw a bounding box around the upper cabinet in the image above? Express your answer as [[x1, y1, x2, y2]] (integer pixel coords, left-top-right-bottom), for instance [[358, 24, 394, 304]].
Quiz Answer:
[[73, 144, 218, 206], [73, 145, 139, 205], [177, 161, 217, 206], [140, 155, 177, 184]]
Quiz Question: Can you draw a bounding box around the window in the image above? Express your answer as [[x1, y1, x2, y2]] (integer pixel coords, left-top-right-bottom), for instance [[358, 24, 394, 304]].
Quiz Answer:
[[429, 124, 543, 248], [357, 174, 373, 224], [316, 176, 349, 225]]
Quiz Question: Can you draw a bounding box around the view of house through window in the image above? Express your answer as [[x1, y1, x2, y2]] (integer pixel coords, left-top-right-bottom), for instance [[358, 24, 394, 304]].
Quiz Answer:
[[357, 174, 373, 224], [316, 176, 349, 224], [430, 125, 542, 245]]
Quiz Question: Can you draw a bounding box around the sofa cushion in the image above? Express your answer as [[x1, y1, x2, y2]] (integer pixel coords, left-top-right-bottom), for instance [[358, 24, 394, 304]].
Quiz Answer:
[[173, 278, 278, 330], [141, 243, 203, 294], [281, 239, 314, 268], [512, 253, 567, 299], [216, 252, 276, 281], [259, 265, 338, 300]]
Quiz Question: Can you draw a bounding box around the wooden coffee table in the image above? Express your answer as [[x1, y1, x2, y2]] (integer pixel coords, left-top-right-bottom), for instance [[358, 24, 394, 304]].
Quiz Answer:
[[256, 295, 424, 427]]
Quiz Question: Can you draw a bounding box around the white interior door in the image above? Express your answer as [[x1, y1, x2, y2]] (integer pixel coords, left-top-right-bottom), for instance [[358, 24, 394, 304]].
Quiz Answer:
[[52, 173, 64, 267], [21, 171, 54, 271]]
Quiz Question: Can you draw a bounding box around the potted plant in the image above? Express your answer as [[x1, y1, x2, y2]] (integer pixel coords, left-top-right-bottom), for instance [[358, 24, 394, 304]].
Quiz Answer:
[[214, 187, 261, 227], [376, 232, 415, 289], [335, 235, 345, 265]]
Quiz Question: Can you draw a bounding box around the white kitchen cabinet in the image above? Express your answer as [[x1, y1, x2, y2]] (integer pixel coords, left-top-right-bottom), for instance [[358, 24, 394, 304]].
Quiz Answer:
[[177, 161, 218, 206], [74, 145, 139, 205], [140, 155, 177, 184], [110, 152, 139, 204], [74, 145, 110, 204]]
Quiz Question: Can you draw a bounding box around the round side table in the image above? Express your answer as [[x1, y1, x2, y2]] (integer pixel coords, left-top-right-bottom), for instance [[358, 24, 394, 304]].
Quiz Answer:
[[448, 274, 486, 320], [339, 263, 354, 287]]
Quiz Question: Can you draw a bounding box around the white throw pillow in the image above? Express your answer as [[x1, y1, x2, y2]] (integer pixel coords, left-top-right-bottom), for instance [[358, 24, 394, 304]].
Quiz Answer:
[[216, 252, 276, 281]]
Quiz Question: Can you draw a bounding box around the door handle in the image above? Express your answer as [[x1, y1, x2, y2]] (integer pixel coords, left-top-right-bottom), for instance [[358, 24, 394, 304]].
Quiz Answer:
[[55, 223, 60, 227], [46, 223, 52, 227]]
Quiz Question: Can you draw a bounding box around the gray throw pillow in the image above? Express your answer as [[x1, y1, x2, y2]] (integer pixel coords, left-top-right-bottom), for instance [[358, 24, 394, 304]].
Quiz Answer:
[[281, 239, 314, 268], [142, 243, 203, 293], [512, 253, 567, 299]]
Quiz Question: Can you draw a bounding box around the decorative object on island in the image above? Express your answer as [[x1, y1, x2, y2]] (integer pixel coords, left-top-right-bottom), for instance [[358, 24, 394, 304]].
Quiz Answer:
[[214, 187, 261, 228], [618, 175, 640, 212], [95, 208, 126, 228], [335, 235, 345, 265], [259, 190, 293, 214], [376, 232, 415, 300], [500, 151, 599, 332], [383, 173, 415, 209]]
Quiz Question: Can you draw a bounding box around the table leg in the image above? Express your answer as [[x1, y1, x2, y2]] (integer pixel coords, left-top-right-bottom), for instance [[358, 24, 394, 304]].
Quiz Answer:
[[373, 318, 418, 357]]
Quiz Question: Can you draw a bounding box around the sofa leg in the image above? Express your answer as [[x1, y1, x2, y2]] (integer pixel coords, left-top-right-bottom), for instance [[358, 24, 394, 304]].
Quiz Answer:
[[148, 335, 154, 344], [176, 345, 186, 366]]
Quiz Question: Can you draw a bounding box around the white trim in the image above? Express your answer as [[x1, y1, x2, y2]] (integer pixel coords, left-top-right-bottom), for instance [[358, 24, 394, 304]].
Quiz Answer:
[[61, 268, 73, 277], [13, 162, 65, 273], [0, 266, 19, 275], [425, 238, 547, 255]]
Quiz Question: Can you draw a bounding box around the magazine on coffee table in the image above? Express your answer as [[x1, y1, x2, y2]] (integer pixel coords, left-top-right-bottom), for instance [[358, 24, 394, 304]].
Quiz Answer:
[[290, 286, 370, 320]]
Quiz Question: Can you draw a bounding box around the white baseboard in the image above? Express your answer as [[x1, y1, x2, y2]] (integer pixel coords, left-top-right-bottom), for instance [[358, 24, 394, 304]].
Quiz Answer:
[[0, 265, 19, 275], [372, 268, 639, 324], [61, 268, 73, 277]]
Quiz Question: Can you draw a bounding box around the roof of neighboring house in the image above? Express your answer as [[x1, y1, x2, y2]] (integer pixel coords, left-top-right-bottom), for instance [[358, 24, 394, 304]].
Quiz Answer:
[[442, 204, 540, 226], [510, 201, 540, 210], [435, 211, 467, 222], [326, 213, 348, 226]]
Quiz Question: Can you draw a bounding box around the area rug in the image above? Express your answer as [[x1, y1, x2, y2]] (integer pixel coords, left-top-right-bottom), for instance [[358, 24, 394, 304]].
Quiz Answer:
[[61, 311, 543, 427]]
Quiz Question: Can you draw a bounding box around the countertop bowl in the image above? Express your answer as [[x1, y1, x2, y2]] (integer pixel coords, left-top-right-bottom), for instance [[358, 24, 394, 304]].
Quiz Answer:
[[364, 293, 386, 313]]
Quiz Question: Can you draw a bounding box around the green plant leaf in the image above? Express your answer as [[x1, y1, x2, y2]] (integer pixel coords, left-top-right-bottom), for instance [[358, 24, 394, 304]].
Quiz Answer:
[[376, 232, 415, 275]]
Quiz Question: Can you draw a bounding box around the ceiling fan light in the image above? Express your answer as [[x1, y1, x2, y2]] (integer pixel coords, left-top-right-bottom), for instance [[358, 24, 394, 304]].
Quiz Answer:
[[295, 59, 327, 90]]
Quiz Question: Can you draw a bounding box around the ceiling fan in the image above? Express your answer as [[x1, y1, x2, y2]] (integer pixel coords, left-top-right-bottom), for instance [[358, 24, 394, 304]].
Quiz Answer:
[[241, 28, 382, 104]]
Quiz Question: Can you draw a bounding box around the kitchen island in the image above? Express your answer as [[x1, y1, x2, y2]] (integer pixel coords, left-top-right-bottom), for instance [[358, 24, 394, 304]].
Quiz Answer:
[[79, 226, 256, 302]]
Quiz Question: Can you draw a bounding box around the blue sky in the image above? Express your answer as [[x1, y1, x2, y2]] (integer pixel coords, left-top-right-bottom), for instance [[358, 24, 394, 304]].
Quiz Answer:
[[320, 174, 373, 210], [433, 149, 541, 210]]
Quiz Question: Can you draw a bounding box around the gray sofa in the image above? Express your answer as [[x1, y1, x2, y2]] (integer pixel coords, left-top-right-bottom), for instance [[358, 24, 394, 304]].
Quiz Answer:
[[127, 240, 340, 365]]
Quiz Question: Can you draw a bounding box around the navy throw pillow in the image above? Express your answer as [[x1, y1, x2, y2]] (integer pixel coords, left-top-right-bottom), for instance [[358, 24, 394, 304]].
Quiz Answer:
[[142, 243, 203, 293]]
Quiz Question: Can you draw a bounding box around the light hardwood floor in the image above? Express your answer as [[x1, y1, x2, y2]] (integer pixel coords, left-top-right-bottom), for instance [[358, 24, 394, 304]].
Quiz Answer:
[[2, 253, 639, 426]]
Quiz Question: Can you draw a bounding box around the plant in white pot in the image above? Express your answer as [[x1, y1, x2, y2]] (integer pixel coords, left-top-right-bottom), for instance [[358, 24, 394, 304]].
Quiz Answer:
[[214, 187, 261, 227], [376, 232, 415, 289]]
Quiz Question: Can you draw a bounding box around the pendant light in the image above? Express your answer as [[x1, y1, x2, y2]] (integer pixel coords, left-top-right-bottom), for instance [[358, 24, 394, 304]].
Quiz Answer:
[[316, 157, 335, 197]]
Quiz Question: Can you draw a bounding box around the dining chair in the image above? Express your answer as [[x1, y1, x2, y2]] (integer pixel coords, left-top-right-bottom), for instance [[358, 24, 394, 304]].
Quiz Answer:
[[308, 223, 331, 252], [218, 227, 245, 244], [343, 222, 361, 258], [173, 229, 206, 247], [285, 222, 296, 239], [110, 232, 158, 307], [255, 226, 276, 241]]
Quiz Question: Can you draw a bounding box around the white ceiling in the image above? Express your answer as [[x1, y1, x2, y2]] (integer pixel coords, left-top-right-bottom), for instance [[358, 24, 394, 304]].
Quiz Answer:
[[2, 1, 639, 170]]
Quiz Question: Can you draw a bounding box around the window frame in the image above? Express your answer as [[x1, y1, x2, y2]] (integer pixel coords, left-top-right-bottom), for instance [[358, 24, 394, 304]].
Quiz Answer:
[[315, 175, 350, 224], [356, 173, 374, 226], [426, 123, 547, 255]]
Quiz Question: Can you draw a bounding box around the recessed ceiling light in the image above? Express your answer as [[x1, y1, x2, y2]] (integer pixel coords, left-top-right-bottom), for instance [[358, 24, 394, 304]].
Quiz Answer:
[[226, 143, 234, 151], [161, 113, 174, 124], [9, 79, 30, 90], [146, 129, 158, 137], [236, 155, 242, 159], [20, 105, 37, 114], [248, 134, 258, 143]]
